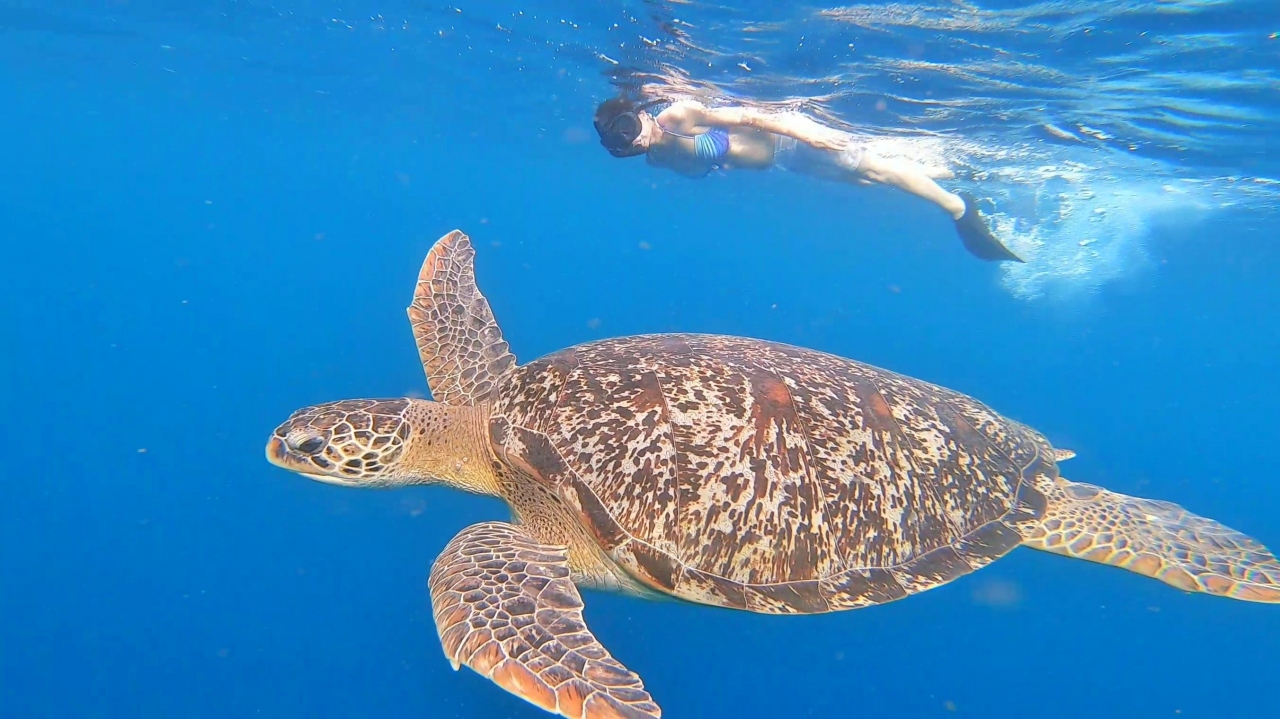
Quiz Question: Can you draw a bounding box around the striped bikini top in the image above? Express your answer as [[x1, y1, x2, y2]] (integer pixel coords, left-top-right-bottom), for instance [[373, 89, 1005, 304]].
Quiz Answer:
[[660, 125, 732, 162]]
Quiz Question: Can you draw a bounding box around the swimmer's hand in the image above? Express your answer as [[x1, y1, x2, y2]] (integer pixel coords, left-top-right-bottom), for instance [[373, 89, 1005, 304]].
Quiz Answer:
[[775, 114, 848, 151], [803, 130, 849, 151]]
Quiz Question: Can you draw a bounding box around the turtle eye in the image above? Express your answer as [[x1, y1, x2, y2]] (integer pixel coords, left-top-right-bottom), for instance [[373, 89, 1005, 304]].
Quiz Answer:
[[293, 434, 327, 455]]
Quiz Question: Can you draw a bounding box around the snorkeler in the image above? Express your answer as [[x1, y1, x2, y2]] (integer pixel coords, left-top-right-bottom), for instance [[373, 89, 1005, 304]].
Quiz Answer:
[[593, 96, 1024, 263]]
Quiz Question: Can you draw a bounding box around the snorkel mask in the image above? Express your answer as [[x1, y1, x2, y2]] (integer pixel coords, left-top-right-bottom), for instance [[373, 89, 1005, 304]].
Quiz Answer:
[[594, 99, 666, 158]]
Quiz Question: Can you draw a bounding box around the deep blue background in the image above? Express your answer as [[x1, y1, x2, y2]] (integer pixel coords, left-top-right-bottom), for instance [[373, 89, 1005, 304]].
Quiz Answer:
[[2, 5, 1277, 718]]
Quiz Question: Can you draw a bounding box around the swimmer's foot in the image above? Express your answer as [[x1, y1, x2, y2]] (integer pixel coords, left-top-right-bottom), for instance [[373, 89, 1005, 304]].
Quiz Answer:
[[954, 191, 1024, 263]]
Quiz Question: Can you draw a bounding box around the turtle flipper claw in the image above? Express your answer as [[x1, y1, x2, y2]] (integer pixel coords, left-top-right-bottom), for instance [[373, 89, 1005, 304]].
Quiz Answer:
[[954, 192, 1024, 263]]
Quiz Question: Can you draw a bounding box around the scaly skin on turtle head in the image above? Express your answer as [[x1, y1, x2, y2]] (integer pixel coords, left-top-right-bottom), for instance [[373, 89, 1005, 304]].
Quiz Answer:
[[265, 397, 499, 495]]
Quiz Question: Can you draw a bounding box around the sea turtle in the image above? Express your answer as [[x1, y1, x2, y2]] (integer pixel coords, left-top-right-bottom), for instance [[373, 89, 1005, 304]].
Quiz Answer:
[[266, 230, 1280, 719]]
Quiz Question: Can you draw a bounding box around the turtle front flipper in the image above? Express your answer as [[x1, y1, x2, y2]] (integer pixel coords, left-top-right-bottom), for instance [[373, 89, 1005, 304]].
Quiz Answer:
[[429, 522, 661, 719], [1020, 477, 1280, 602], [408, 230, 517, 406]]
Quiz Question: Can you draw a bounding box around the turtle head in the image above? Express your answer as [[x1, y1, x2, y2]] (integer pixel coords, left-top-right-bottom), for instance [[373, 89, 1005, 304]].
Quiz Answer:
[[265, 398, 498, 494]]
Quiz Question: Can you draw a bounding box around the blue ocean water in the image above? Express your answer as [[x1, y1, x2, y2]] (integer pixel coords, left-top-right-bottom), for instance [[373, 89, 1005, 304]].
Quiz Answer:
[[2, 2, 1277, 718]]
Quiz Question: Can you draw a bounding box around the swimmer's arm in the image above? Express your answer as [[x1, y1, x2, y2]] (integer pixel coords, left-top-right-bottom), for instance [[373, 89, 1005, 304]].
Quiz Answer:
[[688, 104, 849, 150]]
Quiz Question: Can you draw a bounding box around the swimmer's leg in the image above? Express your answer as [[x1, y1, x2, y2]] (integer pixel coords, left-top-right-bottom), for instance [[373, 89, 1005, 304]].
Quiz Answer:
[[853, 151, 1023, 263]]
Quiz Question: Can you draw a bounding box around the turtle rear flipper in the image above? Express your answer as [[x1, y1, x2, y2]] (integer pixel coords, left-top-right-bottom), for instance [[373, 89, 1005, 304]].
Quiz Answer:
[[1020, 478, 1280, 602], [430, 522, 662, 719]]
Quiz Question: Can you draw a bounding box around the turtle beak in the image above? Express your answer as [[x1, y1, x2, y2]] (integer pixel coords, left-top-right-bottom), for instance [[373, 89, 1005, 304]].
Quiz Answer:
[[264, 435, 317, 476], [266, 436, 289, 464], [265, 435, 365, 487], [298, 472, 364, 487]]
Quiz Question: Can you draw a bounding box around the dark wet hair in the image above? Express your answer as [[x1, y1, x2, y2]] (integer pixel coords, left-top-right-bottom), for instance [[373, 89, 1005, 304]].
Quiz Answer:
[[594, 97, 638, 128]]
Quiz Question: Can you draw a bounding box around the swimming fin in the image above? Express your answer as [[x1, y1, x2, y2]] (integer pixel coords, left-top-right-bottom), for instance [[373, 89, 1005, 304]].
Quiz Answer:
[[954, 191, 1024, 262]]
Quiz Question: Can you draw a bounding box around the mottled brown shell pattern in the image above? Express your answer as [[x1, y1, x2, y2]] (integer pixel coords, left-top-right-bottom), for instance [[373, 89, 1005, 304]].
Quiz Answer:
[[489, 333, 1056, 614]]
